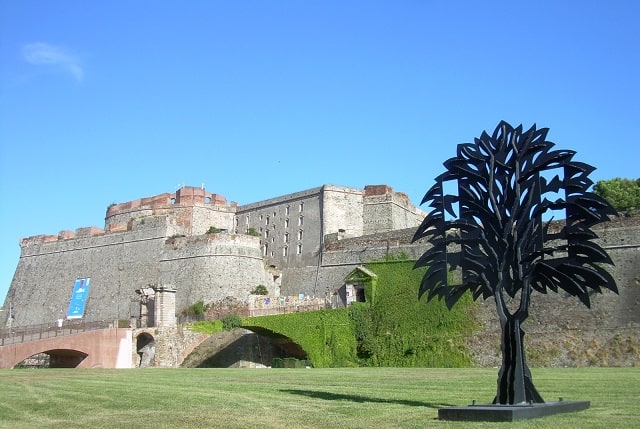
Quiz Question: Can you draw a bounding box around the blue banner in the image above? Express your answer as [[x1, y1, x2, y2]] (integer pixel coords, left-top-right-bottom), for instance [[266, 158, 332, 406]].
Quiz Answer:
[[67, 278, 91, 319]]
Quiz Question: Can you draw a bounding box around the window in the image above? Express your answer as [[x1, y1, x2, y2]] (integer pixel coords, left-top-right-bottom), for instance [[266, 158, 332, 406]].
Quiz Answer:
[[299, 202, 304, 212], [298, 230, 303, 240], [285, 206, 290, 215], [297, 243, 303, 254], [283, 246, 288, 257], [263, 244, 268, 256], [245, 215, 249, 224], [285, 218, 289, 228], [265, 230, 269, 239], [266, 216, 270, 225], [284, 233, 289, 243], [298, 216, 304, 226]]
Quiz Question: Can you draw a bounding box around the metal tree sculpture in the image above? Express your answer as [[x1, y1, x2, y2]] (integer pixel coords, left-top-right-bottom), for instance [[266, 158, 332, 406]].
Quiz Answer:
[[412, 121, 618, 405]]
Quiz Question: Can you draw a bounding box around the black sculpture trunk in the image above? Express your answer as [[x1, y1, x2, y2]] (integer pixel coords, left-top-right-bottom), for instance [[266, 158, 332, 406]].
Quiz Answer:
[[494, 316, 544, 405]]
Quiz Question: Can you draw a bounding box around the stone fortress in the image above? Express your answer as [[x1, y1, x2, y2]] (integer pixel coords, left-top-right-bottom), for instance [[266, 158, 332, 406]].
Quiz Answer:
[[1, 184, 426, 328], [2, 183, 639, 368]]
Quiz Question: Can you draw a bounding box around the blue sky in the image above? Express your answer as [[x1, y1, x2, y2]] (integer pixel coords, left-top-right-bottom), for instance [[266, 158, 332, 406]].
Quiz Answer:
[[1, 1, 638, 304]]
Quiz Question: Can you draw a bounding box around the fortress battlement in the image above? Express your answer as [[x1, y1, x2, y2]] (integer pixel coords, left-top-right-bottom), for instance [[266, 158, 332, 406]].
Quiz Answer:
[[20, 226, 108, 247], [105, 186, 237, 235], [106, 186, 231, 218], [19, 187, 240, 248]]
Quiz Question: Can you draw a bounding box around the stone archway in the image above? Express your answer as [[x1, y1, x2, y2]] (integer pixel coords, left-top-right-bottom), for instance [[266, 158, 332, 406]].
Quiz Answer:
[[136, 332, 156, 367], [180, 328, 307, 368], [14, 349, 89, 368]]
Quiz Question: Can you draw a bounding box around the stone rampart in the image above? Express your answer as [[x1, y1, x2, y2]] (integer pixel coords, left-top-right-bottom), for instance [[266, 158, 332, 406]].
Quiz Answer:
[[160, 233, 275, 311], [3, 214, 272, 328], [318, 214, 640, 367]]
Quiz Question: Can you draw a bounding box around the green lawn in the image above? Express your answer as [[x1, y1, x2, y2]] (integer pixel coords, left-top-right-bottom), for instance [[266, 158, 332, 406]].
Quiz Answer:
[[0, 368, 638, 428]]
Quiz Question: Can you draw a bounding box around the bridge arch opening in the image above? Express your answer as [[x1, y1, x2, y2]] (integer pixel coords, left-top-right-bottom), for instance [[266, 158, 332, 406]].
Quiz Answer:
[[181, 328, 308, 368], [15, 349, 88, 368], [136, 332, 156, 367]]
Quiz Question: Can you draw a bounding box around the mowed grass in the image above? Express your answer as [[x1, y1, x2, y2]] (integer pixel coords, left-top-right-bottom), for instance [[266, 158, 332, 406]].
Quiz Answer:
[[0, 368, 638, 429]]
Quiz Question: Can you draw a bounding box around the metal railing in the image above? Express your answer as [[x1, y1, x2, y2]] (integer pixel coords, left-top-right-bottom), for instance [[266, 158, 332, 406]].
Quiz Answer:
[[0, 320, 114, 346]]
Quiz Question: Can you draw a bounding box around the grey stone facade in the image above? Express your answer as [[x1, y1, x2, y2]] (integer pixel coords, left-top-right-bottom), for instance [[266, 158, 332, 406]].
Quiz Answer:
[[2, 184, 425, 328], [235, 184, 425, 295]]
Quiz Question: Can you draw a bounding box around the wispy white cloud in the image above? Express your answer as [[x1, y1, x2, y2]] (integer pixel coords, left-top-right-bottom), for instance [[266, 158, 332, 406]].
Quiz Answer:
[[22, 42, 84, 82]]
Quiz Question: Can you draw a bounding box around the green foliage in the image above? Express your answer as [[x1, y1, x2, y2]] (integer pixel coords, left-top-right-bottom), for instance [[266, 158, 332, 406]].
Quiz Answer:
[[242, 309, 359, 368], [221, 314, 242, 330], [187, 300, 206, 315], [240, 260, 473, 368], [206, 226, 222, 234], [189, 319, 223, 334], [594, 178, 640, 213], [246, 227, 260, 236], [250, 285, 269, 295], [350, 260, 473, 367]]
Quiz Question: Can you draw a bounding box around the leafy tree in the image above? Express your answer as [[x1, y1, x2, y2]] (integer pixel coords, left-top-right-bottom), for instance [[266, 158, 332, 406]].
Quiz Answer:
[[413, 121, 618, 404], [594, 177, 640, 213]]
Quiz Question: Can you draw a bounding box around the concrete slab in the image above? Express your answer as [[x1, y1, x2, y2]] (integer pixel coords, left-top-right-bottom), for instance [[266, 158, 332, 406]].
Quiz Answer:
[[438, 400, 590, 421]]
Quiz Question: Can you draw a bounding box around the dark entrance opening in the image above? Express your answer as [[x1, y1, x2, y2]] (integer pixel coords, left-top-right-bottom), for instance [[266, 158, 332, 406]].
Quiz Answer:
[[136, 332, 156, 367]]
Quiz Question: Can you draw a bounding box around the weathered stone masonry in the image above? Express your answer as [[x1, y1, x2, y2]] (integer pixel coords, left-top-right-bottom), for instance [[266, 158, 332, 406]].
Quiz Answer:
[[2, 184, 425, 328]]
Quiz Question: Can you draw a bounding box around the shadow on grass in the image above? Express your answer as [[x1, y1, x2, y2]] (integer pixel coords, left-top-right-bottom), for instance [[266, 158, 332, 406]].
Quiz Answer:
[[281, 389, 455, 408]]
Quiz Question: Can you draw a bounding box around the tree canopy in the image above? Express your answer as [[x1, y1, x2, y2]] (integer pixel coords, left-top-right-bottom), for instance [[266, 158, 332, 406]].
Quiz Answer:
[[594, 178, 640, 213]]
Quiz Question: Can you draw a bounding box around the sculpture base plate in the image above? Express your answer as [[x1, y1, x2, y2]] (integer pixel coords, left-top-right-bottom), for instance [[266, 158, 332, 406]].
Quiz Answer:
[[438, 401, 590, 421]]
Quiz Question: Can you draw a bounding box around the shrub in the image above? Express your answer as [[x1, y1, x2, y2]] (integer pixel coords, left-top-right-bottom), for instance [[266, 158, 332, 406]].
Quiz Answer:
[[206, 226, 222, 234], [188, 300, 206, 315], [246, 227, 260, 237], [250, 285, 268, 295], [222, 314, 242, 330]]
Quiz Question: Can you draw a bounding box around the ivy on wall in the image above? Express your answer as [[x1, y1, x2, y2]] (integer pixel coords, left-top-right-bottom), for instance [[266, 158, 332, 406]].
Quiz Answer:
[[242, 309, 358, 368], [352, 258, 473, 367], [190, 256, 474, 368]]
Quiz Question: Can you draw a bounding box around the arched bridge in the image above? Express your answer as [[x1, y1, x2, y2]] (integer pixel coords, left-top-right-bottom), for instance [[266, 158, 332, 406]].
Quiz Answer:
[[0, 322, 133, 369]]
